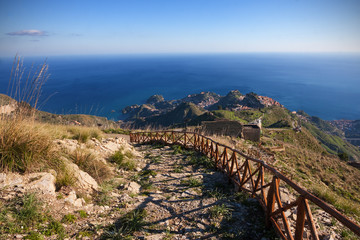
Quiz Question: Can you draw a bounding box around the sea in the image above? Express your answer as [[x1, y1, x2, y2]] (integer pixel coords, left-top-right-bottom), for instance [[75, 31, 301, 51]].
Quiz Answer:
[[0, 53, 359, 121]]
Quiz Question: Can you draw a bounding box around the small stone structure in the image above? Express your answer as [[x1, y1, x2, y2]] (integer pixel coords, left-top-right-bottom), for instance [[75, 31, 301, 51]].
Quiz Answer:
[[242, 124, 261, 142], [201, 120, 261, 141], [202, 120, 243, 137]]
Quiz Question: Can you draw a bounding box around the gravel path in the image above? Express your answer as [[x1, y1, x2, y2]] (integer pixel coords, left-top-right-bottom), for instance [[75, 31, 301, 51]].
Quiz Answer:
[[100, 144, 277, 240]]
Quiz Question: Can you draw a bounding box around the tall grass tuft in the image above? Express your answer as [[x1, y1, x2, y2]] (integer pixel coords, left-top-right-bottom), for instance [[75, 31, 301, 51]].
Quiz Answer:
[[70, 148, 112, 183], [0, 56, 55, 173], [0, 119, 56, 173]]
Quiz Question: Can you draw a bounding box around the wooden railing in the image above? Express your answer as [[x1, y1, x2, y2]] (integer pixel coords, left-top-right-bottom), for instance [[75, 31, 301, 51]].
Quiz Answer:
[[130, 131, 360, 240]]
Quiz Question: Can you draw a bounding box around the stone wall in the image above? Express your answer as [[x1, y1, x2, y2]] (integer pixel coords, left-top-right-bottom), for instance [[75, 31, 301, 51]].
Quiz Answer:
[[202, 120, 243, 137], [201, 120, 261, 142]]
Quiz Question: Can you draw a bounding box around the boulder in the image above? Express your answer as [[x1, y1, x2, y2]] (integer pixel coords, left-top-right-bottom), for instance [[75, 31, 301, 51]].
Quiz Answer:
[[27, 172, 56, 196], [62, 157, 99, 191]]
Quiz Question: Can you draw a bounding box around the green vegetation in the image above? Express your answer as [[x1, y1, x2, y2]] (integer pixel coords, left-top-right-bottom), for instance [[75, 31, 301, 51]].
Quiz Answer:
[[103, 128, 131, 135], [101, 209, 147, 239], [109, 147, 137, 170], [0, 194, 66, 239], [181, 177, 202, 187], [78, 210, 88, 218], [303, 121, 360, 161], [212, 110, 247, 123], [67, 126, 102, 143], [61, 214, 76, 223], [209, 204, 231, 219]]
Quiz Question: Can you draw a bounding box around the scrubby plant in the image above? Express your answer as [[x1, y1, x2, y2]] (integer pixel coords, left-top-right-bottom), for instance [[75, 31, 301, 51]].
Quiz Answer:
[[78, 210, 88, 218], [181, 177, 202, 187], [61, 214, 77, 223], [102, 128, 131, 135], [101, 209, 147, 238], [109, 148, 137, 171], [43, 220, 66, 239], [209, 204, 231, 219]]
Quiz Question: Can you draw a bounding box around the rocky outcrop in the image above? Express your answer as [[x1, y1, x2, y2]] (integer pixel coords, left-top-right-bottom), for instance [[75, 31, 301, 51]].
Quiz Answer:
[[0, 172, 57, 196]]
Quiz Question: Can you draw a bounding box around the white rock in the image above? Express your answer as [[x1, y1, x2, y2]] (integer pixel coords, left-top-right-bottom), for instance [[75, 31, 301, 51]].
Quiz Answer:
[[0, 173, 23, 189], [74, 198, 84, 207], [145, 234, 163, 240], [62, 157, 99, 191], [64, 190, 77, 205], [27, 172, 56, 196], [126, 182, 141, 194]]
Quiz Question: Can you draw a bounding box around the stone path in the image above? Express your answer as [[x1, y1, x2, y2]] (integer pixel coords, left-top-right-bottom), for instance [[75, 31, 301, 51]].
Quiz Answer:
[[100, 144, 277, 239]]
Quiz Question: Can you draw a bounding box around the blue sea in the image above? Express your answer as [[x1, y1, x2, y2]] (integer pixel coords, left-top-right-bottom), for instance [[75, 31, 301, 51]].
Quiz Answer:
[[0, 53, 359, 120]]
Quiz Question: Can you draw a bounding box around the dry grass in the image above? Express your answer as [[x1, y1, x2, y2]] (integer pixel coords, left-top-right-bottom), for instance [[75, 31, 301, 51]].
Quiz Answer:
[[33, 123, 103, 142], [69, 148, 112, 183], [0, 118, 58, 173]]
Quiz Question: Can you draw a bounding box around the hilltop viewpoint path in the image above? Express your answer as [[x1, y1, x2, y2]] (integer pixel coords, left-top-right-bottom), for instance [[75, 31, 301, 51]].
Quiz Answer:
[[98, 143, 277, 239]]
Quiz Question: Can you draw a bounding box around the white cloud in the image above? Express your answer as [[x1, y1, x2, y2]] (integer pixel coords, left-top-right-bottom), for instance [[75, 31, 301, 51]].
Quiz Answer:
[[6, 30, 48, 36]]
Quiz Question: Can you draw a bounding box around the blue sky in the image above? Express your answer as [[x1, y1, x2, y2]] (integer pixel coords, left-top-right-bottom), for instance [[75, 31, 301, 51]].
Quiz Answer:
[[0, 0, 359, 56]]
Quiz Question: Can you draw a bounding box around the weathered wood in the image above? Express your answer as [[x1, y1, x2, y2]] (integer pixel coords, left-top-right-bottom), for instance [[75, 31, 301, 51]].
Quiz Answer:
[[294, 197, 306, 240]]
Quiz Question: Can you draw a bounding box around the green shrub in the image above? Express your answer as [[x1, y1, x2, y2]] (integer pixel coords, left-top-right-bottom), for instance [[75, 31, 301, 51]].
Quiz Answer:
[[16, 193, 46, 226], [209, 204, 231, 219], [181, 177, 202, 187], [102, 209, 147, 238], [43, 220, 65, 238], [61, 214, 76, 223], [78, 210, 88, 218], [67, 126, 102, 143], [110, 149, 137, 171]]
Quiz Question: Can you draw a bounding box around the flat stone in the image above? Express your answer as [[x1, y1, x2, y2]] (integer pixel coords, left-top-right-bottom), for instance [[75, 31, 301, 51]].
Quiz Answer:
[[27, 172, 56, 195], [126, 182, 141, 194]]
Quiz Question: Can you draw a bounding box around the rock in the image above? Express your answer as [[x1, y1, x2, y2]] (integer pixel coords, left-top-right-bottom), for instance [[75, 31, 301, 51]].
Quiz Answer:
[[323, 232, 335, 240], [126, 182, 141, 194], [27, 172, 56, 195], [62, 157, 99, 191], [64, 190, 77, 205], [0, 173, 23, 189], [74, 198, 85, 207], [145, 234, 163, 240]]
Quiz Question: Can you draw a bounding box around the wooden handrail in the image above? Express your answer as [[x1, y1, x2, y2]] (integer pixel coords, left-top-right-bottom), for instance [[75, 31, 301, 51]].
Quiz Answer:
[[130, 131, 360, 239]]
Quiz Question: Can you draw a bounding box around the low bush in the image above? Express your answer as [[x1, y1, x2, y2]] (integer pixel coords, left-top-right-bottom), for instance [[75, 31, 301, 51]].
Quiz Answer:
[[109, 148, 137, 171], [101, 209, 147, 239]]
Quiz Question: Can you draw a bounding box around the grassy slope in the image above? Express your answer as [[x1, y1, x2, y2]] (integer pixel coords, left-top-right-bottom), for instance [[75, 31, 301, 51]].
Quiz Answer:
[[207, 106, 360, 161], [303, 122, 360, 161], [262, 128, 360, 220], [36, 110, 117, 128]]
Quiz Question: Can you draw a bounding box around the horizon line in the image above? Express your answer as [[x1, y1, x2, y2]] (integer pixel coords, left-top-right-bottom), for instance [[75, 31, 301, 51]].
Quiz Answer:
[[1, 51, 360, 58]]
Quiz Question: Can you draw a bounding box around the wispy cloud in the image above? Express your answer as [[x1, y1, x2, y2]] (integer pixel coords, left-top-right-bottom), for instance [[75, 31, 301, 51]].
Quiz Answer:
[[6, 29, 48, 36], [69, 33, 82, 37]]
